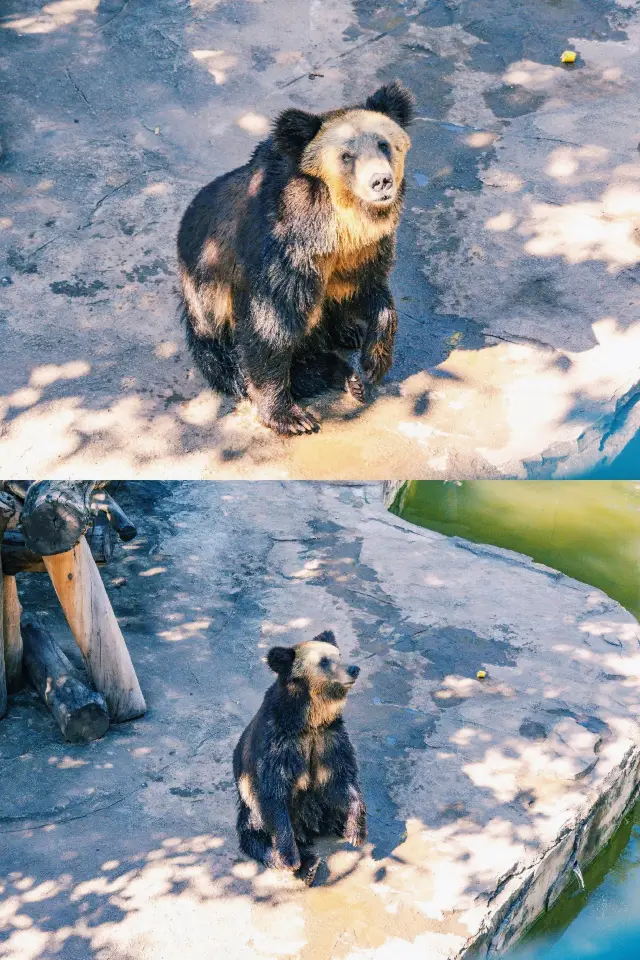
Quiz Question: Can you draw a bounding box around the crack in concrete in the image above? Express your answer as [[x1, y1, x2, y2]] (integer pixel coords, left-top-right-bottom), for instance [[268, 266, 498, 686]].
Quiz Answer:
[[63, 66, 92, 110], [80, 169, 163, 229], [98, 0, 134, 32]]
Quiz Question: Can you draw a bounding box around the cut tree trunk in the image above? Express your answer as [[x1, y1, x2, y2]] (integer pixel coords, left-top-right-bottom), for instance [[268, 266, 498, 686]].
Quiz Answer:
[[3, 575, 23, 692], [44, 536, 146, 722], [22, 615, 109, 743], [21, 481, 100, 556]]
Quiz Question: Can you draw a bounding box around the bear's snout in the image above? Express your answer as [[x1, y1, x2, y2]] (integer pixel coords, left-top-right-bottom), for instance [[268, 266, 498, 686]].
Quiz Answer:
[[369, 171, 394, 195], [346, 664, 360, 682]]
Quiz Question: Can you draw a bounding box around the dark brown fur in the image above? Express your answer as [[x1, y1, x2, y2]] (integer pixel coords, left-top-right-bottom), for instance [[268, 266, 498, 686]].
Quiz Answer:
[[177, 81, 415, 435], [232, 631, 366, 884]]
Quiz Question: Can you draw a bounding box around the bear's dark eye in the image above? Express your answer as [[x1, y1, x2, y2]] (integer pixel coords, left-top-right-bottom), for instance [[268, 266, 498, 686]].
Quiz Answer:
[[341, 152, 354, 165], [378, 140, 391, 157], [319, 656, 331, 670]]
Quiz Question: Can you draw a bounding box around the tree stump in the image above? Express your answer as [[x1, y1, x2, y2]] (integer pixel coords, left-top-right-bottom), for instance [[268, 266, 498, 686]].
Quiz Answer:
[[44, 536, 146, 722], [22, 616, 109, 743]]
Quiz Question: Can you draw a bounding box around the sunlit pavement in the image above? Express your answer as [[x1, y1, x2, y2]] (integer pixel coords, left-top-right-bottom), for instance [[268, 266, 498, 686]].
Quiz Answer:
[[1, 481, 640, 959], [1, 0, 639, 478]]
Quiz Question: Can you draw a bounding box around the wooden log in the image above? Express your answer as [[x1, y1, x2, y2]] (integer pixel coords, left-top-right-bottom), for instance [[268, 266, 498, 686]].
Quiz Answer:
[[0, 577, 5, 720], [44, 536, 146, 722], [1, 480, 31, 501], [0, 492, 16, 529], [0, 492, 17, 719], [86, 512, 116, 564], [2, 520, 114, 575], [21, 481, 98, 557], [3, 575, 23, 693], [93, 491, 137, 542], [22, 616, 109, 743]]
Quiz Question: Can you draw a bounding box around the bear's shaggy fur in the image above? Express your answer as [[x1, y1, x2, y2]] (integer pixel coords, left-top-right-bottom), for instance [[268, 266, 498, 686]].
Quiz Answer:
[[232, 630, 366, 885], [177, 81, 414, 435]]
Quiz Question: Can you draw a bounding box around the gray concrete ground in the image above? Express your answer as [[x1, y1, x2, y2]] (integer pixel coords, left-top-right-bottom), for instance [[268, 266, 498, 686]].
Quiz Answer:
[[1, 1, 640, 479], [2, 481, 640, 959]]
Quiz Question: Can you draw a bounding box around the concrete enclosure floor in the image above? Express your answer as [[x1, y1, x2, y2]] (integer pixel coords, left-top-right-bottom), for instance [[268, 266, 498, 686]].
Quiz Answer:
[[1, 482, 640, 959], [1, 1, 640, 478]]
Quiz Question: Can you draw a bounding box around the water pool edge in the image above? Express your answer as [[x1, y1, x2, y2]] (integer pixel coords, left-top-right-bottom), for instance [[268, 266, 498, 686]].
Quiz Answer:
[[381, 482, 640, 957]]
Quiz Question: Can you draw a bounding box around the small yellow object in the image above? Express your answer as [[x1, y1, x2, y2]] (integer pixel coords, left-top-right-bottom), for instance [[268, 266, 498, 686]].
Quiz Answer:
[[477, 670, 486, 680], [561, 50, 577, 64]]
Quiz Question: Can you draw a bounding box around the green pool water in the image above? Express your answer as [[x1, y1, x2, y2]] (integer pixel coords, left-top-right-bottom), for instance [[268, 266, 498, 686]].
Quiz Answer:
[[513, 799, 640, 960], [389, 481, 640, 957], [389, 481, 640, 621]]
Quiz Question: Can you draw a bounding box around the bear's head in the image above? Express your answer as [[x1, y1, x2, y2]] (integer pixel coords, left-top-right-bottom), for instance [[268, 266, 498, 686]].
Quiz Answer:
[[267, 630, 360, 722], [273, 81, 414, 213]]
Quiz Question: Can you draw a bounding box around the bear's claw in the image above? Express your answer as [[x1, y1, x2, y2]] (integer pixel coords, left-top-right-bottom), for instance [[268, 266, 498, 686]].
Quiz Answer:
[[267, 405, 320, 436], [297, 853, 322, 886], [346, 373, 366, 403]]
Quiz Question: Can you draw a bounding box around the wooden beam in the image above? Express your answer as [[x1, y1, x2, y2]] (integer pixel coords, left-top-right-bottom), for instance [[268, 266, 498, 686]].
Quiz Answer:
[[0, 578, 5, 720], [22, 616, 109, 743], [3, 575, 23, 693], [1, 518, 115, 575], [0, 492, 17, 720], [93, 491, 137, 542], [44, 536, 146, 722]]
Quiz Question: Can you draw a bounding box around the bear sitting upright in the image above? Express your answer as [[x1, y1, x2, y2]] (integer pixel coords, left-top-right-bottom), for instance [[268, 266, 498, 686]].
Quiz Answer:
[[177, 81, 414, 436], [232, 630, 366, 885]]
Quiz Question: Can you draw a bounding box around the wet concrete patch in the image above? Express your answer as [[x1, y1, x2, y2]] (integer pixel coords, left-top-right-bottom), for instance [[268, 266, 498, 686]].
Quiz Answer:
[[124, 259, 171, 283], [484, 85, 547, 119], [49, 279, 108, 297]]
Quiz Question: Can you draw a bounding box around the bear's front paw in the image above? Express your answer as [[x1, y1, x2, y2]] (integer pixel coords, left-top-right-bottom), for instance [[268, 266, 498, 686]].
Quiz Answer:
[[272, 843, 301, 872], [344, 823, 367, 847], [296, 853, 322, 887], [362, 340, 393, 383], [265, 404, 320, 436], [346, 372, 366, 403]]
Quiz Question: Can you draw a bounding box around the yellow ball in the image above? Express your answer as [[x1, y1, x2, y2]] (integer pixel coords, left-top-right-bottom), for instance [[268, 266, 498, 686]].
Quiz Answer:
[[477, 670, 486, 680], [561, 50, 577, 64]]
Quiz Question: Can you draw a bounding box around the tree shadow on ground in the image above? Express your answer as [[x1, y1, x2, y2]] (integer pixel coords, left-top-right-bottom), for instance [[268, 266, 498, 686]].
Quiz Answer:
[[1, 0, 639, 476]]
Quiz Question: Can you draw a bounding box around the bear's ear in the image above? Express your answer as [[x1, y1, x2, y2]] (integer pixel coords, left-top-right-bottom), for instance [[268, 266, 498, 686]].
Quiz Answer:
[[312, 630, 338, 648], [267, 646, 296, 676], [272, 108, 323, 161], [365, 80, 415, 129]]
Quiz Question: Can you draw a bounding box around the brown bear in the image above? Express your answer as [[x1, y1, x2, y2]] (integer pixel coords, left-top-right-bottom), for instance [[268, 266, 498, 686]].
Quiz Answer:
[[232, 630, 366, 885], [177, 81, 414, 435]]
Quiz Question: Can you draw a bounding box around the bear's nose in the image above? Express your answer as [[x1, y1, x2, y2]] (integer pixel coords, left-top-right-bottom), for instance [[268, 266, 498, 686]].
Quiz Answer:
[[369, 172, 393, 194], [346, 665, 360, 680]]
